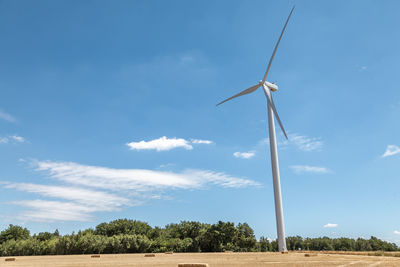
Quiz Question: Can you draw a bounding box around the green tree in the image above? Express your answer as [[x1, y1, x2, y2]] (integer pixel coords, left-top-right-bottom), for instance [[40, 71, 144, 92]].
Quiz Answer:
[[1, 220, 399, 256], [286, 236, 303, 251], [258, 236, 271, 252], [0, 225, 30, 244], [34, 230, 59, 242], [235, 223, 257, 251], [199, 221, 238, 252], [270, 240, 278, 252], [95, 219, 152, 237]]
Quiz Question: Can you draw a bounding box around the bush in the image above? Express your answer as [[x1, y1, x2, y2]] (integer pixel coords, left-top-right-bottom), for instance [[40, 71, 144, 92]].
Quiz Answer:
[[0, 220, 398, 256]]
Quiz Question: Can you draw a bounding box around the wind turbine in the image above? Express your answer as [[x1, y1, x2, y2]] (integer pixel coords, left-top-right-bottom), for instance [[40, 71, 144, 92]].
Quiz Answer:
[[217, 6, 295, 252]]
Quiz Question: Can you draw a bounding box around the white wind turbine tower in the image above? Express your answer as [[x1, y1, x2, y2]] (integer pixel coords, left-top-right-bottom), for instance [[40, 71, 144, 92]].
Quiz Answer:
[[217, 6, 295, 252]]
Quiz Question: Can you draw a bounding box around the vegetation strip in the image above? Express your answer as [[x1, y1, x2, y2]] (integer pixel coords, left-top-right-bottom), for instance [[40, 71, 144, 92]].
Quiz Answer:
[[0, 219, 398, 256]]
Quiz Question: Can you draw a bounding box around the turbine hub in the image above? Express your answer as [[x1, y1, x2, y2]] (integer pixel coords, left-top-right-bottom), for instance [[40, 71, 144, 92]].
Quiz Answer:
[[264, 81, 278, 92]]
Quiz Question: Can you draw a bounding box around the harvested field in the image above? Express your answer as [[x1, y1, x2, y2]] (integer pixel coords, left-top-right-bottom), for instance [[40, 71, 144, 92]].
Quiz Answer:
[[1, 252, 400, 266]]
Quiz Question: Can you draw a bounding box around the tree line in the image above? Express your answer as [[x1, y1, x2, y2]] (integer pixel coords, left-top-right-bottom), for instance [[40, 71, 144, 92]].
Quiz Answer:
[[0, 219, 397, 256]]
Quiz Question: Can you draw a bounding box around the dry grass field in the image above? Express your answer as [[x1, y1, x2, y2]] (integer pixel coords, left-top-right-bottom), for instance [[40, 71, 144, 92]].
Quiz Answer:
[[1, 252, 400, 267]]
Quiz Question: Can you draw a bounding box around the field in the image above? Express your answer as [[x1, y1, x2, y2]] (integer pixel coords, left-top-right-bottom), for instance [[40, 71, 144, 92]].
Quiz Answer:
[[2, 252, 400, 267]]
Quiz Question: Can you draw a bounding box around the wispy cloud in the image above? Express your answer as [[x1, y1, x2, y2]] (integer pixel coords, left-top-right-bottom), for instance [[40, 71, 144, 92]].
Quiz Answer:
[[34, 160, 260, 191], [13, 200, 96, 222], [233, 151, 255, 159], [0, 110, 16, 123], [0, 135, 26, 144], [359, 66, 367, 72], [185, 169, 260, 188], [382, 145, 400, 158], [191, 139, 213, 145], [3, 182, 135, 222], [290, 165, 330, 174], [286, 133, 323, 151], [9, 135, 25, 142], [4, 182, 131, 211], [158, 163, 175, 169], [394, 230, 400, 235], [2, 160, 260, 221], [324, 223, 338, 228], [126, 136, 213, 151], [260, 133, 323, 152]]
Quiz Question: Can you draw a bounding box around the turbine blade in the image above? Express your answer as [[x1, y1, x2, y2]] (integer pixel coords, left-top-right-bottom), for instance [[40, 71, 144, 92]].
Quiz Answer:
[[263, 86, 288, 139], [262, 6, 295, 84], [216, 83, 261, 106]]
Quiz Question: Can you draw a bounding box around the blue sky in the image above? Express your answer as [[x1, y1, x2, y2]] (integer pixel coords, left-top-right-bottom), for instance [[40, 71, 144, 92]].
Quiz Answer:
[[1, 0, 400, 244]]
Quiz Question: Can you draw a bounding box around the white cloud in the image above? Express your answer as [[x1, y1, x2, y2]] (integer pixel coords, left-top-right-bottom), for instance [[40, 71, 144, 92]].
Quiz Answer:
[[36, 161, 195, 190], [0, 135, 26, 144], [233, 151, 255, 159], [3, 160, 259, 222], [382, 145, 400, 158], [324, 223, 338, 228], [3, 182, 134, 222], [34, 160, 260, 191], [290, 165, 330, 174], [184, 169, 260, 188], [394, 230, 400, 235], [126, 136, 193, 151], [158, 163, 175, 168], [126, 137, 213, 151], [4, 183, 131, 211], [13, 200, 95, 222], [191, 139, 213, 145], [260, 133, 323, 152], [0, 110, 16, 123], [9, 135, 25, 143], [286, 133, 323, 151]]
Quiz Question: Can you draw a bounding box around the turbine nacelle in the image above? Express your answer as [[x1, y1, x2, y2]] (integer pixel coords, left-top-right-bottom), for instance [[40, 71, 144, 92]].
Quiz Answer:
[[261, 80, 278, 92]]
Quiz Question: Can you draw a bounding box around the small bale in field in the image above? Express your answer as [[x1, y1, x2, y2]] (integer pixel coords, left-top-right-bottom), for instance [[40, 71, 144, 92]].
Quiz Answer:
[[165, 251, 174, 254], [178, 264, 209, 267], [91, 255, 100, 258], [145, 253, 155, 257], [5, 258, 16, 261], [281, 251, 288, 254], [304, 253, 317, 257]]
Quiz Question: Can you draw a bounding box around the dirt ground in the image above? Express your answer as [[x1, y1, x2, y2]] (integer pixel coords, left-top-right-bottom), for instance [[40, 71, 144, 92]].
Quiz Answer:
[[1, 252, 400, 267]]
